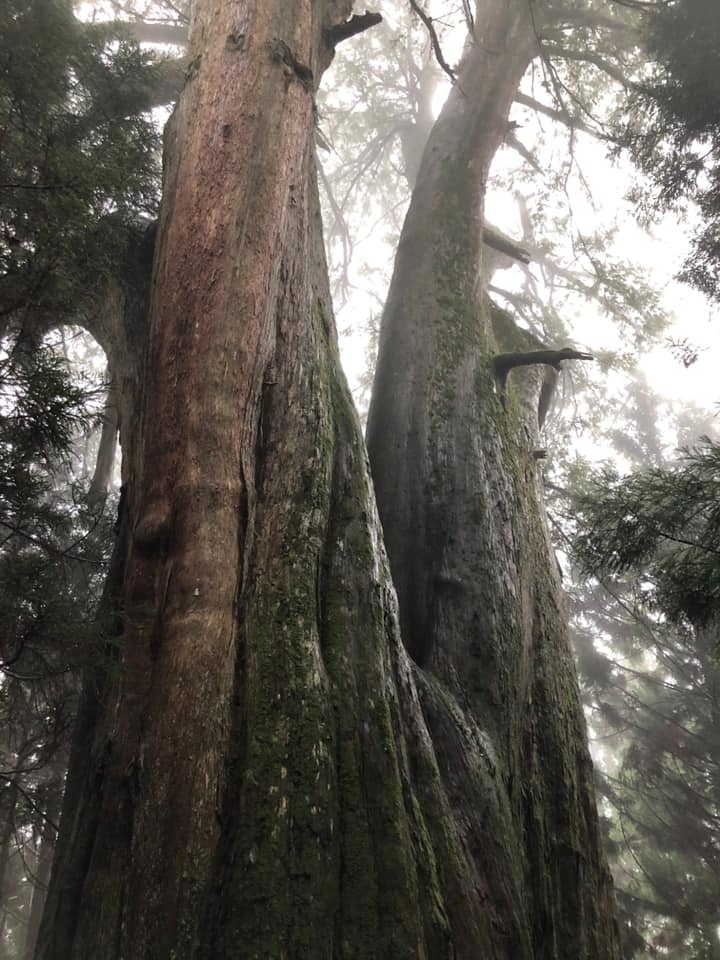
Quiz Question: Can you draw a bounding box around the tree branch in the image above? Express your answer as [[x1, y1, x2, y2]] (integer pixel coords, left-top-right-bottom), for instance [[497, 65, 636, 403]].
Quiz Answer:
[[493, 347, 594, 386], [504, 130, 542, 171], [553, 10, 630, 33], [513, 91, 596, 136], [94, 20, 189, 46], [542, 45, 635, 89], [609, 0, 668, 9], [325, 11, 382, 46], [407, 0, 456, 82], [483, 225, 531, 265]]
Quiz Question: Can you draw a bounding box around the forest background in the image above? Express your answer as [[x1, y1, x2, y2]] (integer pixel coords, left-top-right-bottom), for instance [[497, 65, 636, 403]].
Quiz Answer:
[[1, 0, 719, 958]]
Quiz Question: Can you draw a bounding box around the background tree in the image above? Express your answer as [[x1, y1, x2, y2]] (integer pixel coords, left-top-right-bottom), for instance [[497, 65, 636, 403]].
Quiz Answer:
[[619, 0, 720, 300], [0, 336, 113, 959], [322, 2, 720, 956]]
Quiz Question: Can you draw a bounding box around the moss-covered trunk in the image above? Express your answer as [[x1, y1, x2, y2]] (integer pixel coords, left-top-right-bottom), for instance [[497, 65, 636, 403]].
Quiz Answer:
[[367, 2, 620, 957], [36, 1, 620, 958]]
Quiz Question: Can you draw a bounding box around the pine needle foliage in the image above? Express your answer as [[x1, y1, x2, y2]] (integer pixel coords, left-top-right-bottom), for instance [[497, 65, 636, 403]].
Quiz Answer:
[[0, 3, 161, 947], [574, 440, 720, 626], [0, 0, 161, 324]]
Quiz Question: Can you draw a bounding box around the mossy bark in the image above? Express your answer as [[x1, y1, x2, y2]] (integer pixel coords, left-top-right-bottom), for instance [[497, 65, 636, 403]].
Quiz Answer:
[[37, 1, 620, 958], [367, 2, 620, 958]]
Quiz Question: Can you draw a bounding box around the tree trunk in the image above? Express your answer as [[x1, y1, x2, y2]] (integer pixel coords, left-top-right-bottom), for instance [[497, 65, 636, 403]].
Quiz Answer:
[[36, 1, 620, 958], [367, 2, 619, 958], [87, 374, 118, 502], [0, 763, 20, 928], [23, 776, 63, 960]]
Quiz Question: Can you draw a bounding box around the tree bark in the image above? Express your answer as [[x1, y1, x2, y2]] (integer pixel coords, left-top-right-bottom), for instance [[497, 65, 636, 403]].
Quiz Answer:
[[87, 374, 118, 502], [366, 2, 620, 957], [36, 1, 620, 958], [36, 2, 448, 956]]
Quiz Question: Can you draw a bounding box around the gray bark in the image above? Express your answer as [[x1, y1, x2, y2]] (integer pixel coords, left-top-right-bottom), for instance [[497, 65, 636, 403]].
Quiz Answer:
[[366, 2, 620, 956]]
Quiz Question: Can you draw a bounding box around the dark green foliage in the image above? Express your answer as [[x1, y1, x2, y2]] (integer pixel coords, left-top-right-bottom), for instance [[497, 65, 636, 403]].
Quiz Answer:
[[0, 335, 115, 957], [0, 3, 161, 949], [574, 440, 720, 626], [621, 0, 720, 298], [0, 0, 161, 325]]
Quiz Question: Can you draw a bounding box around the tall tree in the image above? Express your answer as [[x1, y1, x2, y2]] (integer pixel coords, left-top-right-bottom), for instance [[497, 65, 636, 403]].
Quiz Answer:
[[36, 1, 620, 958], [367, 1, 621, 955]]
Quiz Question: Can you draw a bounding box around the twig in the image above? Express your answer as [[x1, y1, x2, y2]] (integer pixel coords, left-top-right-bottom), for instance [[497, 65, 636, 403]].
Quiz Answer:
[[408, 0, 456, 82]]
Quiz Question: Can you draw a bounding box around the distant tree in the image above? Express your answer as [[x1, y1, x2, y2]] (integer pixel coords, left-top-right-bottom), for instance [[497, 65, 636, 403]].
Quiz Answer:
[[327, 8, 720, 953], [0, 337, 113, 958]]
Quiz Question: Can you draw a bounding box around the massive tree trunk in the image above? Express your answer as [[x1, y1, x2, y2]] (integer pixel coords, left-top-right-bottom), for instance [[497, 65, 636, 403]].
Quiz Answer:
[[36, 1, 620, 958], [367, 1, 619, 957]]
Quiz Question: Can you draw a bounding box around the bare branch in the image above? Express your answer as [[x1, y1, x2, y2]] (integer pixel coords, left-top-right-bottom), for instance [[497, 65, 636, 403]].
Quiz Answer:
[[324, 11, 382, 47], [542, 44, 635, 89], [407, 0, 456, 82], [493, 348, 594, 386], [93, 19, 189, 46], [609, 0, 668, 9], [513, 91, 596, 136], [483, 225, 531, 265], [504, 130, 542, 171]]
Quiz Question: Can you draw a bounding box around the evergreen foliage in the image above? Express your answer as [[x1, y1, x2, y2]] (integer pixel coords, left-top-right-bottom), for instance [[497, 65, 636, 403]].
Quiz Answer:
[[570, 444, 720, 956], [0, 0, 160, 326], [0, 333, 115, 957], [574, 441, 720, 625], [0, 1, 161, 950], [622, 0, 720, 298]]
